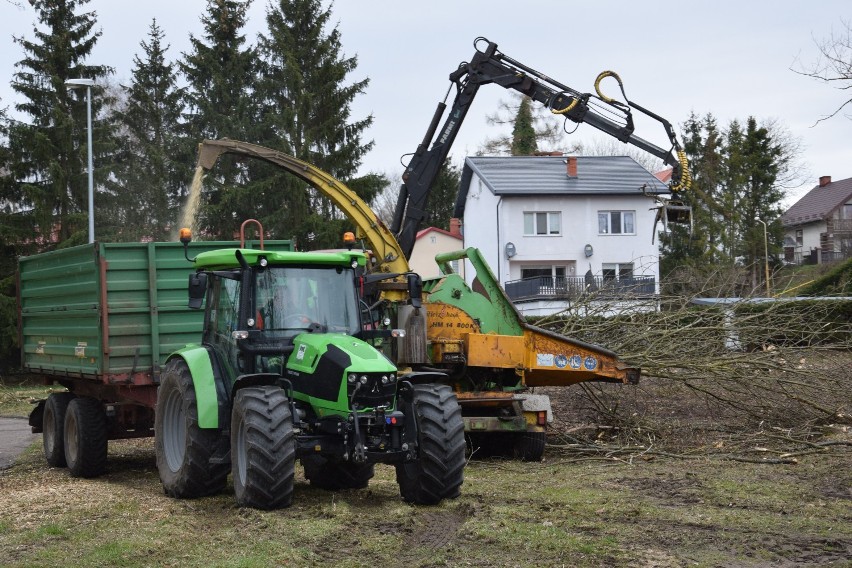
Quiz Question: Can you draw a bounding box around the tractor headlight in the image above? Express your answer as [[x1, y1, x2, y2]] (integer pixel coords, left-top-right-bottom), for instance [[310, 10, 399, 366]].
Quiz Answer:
[[348, 374, 358, 384], [359, 375, 369, 385]]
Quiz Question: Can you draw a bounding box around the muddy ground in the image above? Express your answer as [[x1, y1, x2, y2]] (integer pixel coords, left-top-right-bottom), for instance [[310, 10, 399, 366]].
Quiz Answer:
[[0, 375, 850, 567]]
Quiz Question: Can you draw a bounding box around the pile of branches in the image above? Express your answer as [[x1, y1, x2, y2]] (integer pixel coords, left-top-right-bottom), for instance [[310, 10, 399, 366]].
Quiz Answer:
[[532, 265, 852, 459]]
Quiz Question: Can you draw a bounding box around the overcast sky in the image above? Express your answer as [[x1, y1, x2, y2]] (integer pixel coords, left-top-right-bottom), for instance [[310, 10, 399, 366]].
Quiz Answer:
[[1, 0, 850, 206]]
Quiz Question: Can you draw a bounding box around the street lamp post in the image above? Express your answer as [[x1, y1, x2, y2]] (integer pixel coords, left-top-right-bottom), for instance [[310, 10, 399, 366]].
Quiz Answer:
[[65, 78, 95, 244], [756, 217, 771, 296]]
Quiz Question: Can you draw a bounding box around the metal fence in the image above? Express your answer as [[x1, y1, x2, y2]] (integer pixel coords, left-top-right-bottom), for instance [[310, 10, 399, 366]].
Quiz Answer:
[[504, 275, 656, 301]]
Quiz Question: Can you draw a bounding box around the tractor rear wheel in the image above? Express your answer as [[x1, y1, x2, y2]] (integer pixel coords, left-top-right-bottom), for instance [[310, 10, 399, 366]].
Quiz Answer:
[[231, 386, 295, 509], [64, 397, 108, 478], [396, 384, 465, 504], [302, 455, 374, 490], [155, 358, 228, 498], [43, 392, 75, 467]]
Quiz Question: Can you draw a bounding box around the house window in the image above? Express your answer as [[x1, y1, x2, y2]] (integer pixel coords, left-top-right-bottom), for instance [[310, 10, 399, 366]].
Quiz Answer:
[[521, 265, 571, 280], [598, 210, 635, 235], [601, 263, 634, 281], [523, 211, 561, 236], [795, 229, 803, 247]]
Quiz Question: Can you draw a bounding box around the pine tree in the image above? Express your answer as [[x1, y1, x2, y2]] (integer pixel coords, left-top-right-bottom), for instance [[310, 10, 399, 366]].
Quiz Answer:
[[109, 20, 186, 241], [255, 0, 378, 248], [7, 0, 113, 246], [510, 96, 538, 156], [181, 0, 258, 238]]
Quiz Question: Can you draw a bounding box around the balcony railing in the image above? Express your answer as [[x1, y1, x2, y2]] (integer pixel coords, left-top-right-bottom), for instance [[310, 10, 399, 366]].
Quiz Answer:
[[504, 275, 656, 301], [784, 248, 852, 266]]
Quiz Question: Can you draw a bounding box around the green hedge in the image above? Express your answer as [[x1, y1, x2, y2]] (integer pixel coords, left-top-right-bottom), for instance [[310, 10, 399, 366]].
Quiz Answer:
[[799, 258, 852, 295]]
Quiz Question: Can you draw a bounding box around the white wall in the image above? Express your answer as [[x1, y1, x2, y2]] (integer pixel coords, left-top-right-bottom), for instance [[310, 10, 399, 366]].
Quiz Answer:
[[784, 221, 826, 256], [460, 173, 661, 289], [410, 230, 465, 279], [459, 175, 502, 282]]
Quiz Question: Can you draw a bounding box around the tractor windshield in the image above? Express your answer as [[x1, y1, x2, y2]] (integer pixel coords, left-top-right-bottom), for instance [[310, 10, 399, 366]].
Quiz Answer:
[[255, 266, 360, 338]]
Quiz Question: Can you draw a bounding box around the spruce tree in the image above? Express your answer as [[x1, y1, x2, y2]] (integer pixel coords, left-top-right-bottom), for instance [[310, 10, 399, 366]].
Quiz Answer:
[[727, 117, 784, 288], [660, 112, 727, 275], [422, 158, 461, 230], [256, 0, 379, 248], [7, 0, 113, 246], [481, 93, 564, 155], [181, 0, 258, 238], [110, 20, 186, 241], [0, 104, 23, 367], [510, 97, 538, 156]]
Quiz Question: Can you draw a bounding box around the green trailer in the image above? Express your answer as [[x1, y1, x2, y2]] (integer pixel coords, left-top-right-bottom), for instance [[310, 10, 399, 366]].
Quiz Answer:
[[20, 239, 292, 472]]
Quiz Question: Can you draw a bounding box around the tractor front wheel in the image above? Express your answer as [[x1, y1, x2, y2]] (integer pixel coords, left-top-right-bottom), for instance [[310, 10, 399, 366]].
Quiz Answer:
[[155, 358, 228, 498], [396, 384, 465, 504], [231, 386, 295, 509]]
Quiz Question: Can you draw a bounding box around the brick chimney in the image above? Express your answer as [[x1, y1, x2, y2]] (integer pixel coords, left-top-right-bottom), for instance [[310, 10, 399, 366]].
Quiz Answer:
[[449, 217, 463, 237], [566, 156, 578, 178], [819, 175, 832, 187]]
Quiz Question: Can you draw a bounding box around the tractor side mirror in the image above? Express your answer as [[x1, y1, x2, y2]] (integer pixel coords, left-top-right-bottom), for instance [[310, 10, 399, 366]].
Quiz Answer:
[[407, 273, 423, 309], [188, 272, 208, 309]]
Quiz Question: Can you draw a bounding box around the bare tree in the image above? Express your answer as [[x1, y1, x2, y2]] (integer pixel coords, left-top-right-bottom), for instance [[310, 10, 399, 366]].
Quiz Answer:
[[479, 93, 578, 156], [370, 169, 403, 227], [792, 18, 852, 124], [574, 135, 665, 174]]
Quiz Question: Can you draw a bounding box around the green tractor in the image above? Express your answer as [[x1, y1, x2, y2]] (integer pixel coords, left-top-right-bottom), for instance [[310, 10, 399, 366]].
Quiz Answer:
[[155, 234, 465, 509]]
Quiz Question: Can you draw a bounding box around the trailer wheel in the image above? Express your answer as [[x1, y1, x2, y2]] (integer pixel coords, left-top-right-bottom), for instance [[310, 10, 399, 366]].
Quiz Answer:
[[155, 358, 228, 498], [43, 392, 76, 467], [513, 431, 546, 462], [64, 397, 108, 478], [231, 386, 295, 509], [302, 455, 374, 490], [396, 384, 465, 504]]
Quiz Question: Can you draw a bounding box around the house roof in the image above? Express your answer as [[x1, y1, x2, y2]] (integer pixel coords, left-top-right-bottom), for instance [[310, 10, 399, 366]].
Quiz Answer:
[[416, 226, 462, 241], [453, 155, 669, 219], [460, 154, 667, 197], [782, 176, 852, 227], [655, 167, 673, 183]]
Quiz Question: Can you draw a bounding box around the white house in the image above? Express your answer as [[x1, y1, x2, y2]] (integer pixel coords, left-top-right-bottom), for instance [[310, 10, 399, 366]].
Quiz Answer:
[[408, 219, 465, 280], [781, 175, 852, 265], [454, 155, 669, 316]]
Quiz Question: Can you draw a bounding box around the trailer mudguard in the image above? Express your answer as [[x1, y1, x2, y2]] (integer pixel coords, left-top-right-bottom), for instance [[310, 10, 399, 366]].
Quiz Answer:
[[167, 345, 219, 429]]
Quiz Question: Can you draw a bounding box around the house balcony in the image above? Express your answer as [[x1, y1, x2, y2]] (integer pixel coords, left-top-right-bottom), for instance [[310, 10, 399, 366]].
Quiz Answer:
[[504, 275, 656, 302]]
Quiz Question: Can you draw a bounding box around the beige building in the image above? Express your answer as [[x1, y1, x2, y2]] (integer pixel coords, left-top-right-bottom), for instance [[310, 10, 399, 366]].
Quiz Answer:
[[408, 219, 465, 280], [782, 175, 852, 265]]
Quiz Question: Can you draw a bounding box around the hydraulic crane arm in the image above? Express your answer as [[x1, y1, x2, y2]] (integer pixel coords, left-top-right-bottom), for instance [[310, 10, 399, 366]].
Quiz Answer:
[[391, 37, 691, 258]]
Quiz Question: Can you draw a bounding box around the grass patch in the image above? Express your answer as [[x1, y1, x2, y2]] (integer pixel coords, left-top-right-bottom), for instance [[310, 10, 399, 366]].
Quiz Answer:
[[0, 440, 849, 567], [0, 381, 57, 417]]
